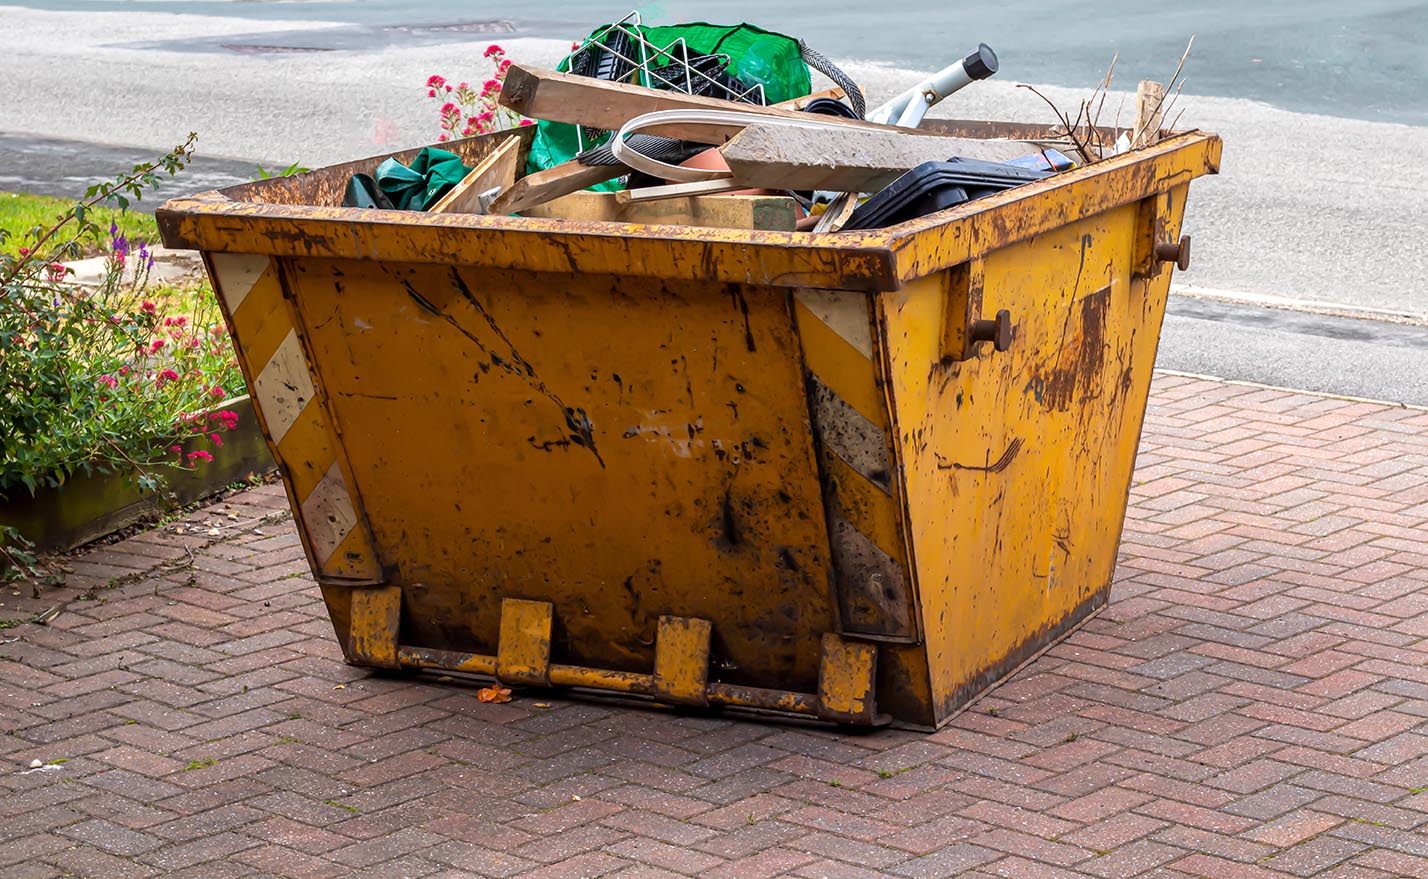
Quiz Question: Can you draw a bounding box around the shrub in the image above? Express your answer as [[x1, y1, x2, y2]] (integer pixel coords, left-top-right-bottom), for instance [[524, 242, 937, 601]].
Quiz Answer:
[[0, 133, 245, 500]]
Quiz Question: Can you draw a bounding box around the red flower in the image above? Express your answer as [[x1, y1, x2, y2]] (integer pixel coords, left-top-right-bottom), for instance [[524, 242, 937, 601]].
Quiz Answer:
[[187, 450, 214, 463], [498, 58, 512, 73], [170, 445, 182, 454], [17, 246, 29, 257], [150, 339, 165, 352], [484, 44, 504, 58], [481, 78, 501, 97], [209, 385, 225, 399], [427, 88, 436, 97], [209, 433, 224, 447], [141, 301, 156, 313], [426, 74, 446, 88]]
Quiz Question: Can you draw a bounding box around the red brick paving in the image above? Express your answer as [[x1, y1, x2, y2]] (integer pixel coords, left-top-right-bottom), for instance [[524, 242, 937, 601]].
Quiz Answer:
[[3, 373, 1428, 878]]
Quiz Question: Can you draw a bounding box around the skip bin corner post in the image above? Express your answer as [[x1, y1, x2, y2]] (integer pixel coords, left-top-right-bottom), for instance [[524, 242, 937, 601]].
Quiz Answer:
[[202, 249, 390, 652]]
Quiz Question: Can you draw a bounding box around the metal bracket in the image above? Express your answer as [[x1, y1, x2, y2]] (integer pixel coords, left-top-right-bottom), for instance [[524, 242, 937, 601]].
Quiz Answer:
[[348, 584, 402, 668], [497, 598, 553, 686], [942, 259, 1012, 360], [653, 615, 713, 706], [817, 633, 878, 724]]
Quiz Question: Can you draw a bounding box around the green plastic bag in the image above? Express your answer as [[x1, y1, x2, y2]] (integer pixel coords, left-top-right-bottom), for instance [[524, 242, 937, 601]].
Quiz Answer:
[[374, 147, 471, 211], [525, 21, 812, 187]]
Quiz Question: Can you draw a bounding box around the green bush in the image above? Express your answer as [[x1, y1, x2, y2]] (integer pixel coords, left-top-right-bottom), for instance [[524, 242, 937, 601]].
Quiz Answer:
[[0, 134, 246, 500]]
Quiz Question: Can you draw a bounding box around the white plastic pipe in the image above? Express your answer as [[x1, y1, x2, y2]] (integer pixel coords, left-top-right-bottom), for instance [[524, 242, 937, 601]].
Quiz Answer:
[[867, 44, 999, 127]]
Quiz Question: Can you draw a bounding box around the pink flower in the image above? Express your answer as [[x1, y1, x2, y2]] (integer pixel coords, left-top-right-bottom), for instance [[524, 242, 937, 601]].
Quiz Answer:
[[170, 445, 182, 454], [445, 84, 452, 92], [519, 119, 534, 127], [187, 450, 214, 463], [427, 88, 436, 97], [209, 433, 223, 447], [141, 301, 156, 313], [481, 78, 500, 96], [484, 44, 504, 58], [118, 365, 130, 376], [209, 385, 225, 399], [478, 110, 494, 122], [440, 101, 457, 114], [98, 375, 118, 389], [426, 74, 446, 88], [164, 316, 187, 327], [498, 58, 512, 73], [17, 246, 29, 257], [159, 368, 180, 384], [437, 134, 448, 142], [150, 339, 165, 352], [457, 81, 469, 91]]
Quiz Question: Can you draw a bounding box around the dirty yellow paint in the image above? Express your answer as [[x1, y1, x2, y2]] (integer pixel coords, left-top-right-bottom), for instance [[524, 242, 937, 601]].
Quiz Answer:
[[171, 126, 1220, 726], [653, 616, 713, 706], [348, 585, 401, 668], [496, 598, 553, 686]]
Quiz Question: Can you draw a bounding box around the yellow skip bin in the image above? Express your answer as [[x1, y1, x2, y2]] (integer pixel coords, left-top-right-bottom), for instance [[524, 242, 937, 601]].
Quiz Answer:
[[158, 121, 1221, 727]]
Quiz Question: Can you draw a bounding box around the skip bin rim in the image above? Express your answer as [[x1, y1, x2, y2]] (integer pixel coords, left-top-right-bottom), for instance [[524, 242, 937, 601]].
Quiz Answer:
[[157, 126, 1220, 292]]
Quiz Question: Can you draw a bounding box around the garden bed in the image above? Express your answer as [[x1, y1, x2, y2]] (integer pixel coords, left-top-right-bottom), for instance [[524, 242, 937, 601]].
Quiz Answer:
[[0, 395, 273, 554]]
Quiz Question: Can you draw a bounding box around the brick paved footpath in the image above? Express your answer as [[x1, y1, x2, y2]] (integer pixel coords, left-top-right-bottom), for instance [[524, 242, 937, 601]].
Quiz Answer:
[[3, 373, 1428, 879]]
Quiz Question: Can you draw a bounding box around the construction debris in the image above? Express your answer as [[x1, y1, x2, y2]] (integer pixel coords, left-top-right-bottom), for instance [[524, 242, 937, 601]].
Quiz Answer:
[[345, 13, 1194, 233]]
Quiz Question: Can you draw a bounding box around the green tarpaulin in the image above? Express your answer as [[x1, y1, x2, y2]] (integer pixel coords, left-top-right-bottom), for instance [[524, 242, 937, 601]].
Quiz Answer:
[[525, 21, 812, 189]]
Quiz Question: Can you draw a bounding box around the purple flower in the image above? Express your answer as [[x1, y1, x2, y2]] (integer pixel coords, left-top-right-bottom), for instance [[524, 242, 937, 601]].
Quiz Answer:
[[137, 242, 154, 268]]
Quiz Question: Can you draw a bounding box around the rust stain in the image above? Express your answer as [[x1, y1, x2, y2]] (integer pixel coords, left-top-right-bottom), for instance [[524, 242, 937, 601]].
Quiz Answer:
[[1031, 284, 1110, 412]]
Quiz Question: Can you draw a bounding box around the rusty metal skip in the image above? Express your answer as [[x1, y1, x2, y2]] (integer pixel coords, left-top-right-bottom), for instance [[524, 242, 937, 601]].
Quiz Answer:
[[157, 119, 1221, 728]]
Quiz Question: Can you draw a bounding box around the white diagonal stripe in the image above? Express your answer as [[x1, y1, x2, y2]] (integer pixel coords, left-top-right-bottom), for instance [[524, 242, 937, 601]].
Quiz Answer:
[[300, 462, 357, 567], [253, 330, 314, 445], [210, 253, 269, 312], [795, 288, 873, 358]]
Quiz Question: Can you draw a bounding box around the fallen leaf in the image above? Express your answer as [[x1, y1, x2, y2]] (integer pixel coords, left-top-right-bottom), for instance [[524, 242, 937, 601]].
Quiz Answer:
[[571, 794, 581, 801], [436, 675, 454, 683], [476, 685, 512, 704], [332, 684, 346, 690], [534, 702, 551, 709], [206, 528, 221, 537]]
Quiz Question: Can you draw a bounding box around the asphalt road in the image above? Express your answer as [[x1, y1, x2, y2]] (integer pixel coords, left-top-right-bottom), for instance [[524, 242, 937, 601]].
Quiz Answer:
[[5, 125, 1426, 408]]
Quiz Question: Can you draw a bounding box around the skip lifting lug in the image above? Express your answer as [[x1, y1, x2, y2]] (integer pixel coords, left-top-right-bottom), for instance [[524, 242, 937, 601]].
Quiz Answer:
[[1154, 235, 1191, 271], [969, 309, 1013, 352]]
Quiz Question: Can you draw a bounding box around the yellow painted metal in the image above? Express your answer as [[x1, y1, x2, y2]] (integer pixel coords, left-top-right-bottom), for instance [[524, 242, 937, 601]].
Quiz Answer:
[[496, 598, 553, 686], [161, 125, 1221, 727], [347, 585, 401, 668], [653, 616, 713, 706], [817, 634, 879, 724]]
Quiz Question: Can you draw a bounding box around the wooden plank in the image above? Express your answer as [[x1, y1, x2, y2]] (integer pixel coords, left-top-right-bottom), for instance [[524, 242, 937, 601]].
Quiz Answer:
[[522, 190, 797, 230], [615, 178, 746, 204], [487, 159, 622, 215], [1133, 80, 1166, 149], [721, 124, 1040, 193], [499, 64, 965, 144], [429, 136, 522, 214]]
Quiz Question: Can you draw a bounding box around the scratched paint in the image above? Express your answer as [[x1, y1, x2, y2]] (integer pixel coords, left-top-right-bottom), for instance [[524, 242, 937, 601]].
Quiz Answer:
[[168, 124, 1221, 727]]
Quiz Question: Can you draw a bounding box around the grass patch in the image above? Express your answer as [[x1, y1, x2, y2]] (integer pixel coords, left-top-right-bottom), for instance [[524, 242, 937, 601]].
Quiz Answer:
[[324, 800, 359, 814], [1, 191, 159, 258], [182, 758, 217, 771]]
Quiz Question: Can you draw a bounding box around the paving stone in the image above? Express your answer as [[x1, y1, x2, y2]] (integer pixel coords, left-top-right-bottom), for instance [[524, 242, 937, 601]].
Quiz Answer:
[[4, 375, 1428, 878]]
